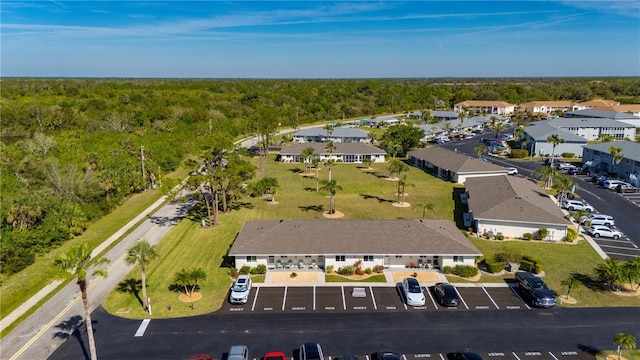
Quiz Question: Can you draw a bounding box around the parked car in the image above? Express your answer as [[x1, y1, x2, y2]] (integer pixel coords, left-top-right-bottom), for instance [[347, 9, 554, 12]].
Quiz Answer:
[[229, 275, 252, 304], [264, 352, 287, 360], [616, 183, 639, 193], [566, 167, 587, 175], [505, 167, 518, 175], [433, 282, 461, 307], [591, 175, 607, 184], [589, 225, 622, 239], [561, 200, 594, 212], [299, 343, 324, 360], [400, 277, 426, 306], [602, 180, 628, 190], [515, 271, 556, 308], [228, 346, 249, 360], [555, 162, 574, 170], [580, 214, 615, 227], [447, 352, 485, 360], [373, 350, 402, 360]]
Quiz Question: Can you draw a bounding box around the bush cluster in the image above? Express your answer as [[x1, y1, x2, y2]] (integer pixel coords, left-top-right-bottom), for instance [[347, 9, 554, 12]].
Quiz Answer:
[[337, 265, 355, 276], [483, 255, 506, 273], [520, 255, 543, 274], [442, 265, 453, 274], [372, 265, 385, 273], [250, 264, 267, 275], [534, 228, 548, 240], [565, 227, 578, 242], [452, 265, 479, 278], [511, 149, 528, 158], [522, 232, 533, 240], [562, 152, 575, 158]]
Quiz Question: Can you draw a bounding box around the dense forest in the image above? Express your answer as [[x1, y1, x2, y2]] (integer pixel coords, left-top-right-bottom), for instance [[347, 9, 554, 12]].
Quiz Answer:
[[1, 77, 639, 276]]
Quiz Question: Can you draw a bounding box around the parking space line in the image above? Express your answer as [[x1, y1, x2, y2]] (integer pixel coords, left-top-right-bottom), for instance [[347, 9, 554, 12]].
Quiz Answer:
[[454, 287, 469, 309], [482, 286, 500, 309], [426, 287, 438, 309], [341, 286, 346, 310], [439, 354, 445, 360], [512, 352, 521, 360], [598, 244, 639, 251], [369, 286, 377, 310], [251, 287, 260, 312], [402, 355, 407, 360], [606, 251, 640, 258], [365, 356, 369, 360], [509, 286, 531, 310], [282, 286, 288, 311], [549, 352, 558, 360], [596, 238, 635, 244], [313, 286, 316, 311], [134, 319, 151, 337]]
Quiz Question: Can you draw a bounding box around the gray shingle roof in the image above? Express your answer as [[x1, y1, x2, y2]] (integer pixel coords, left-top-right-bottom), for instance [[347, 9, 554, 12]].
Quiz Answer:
[[465, 176, 569, 225], [293, 127, 368, 138], [408, 147, 508, 173], [523, 122, 587, 143], [431, 111, 459, 118], [565, 109, 638, 120], [546, 117, 635, 129], [583, 141, 640, 162], [279, 142, 386, 155], [228, 219, 481, 256]]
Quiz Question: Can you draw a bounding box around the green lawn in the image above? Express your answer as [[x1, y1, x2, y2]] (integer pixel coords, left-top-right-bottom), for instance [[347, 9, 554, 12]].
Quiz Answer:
[[325, 274, 387, 283], [103, 155, 455, 319]]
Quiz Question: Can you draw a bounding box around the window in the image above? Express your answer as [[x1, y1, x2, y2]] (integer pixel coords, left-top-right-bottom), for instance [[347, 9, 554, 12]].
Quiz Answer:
[[335, 255, 346, 262], [246, 256, 257, 262], [453, 256, 464, 263], [363, 255, 374, 262], [395, 255, 403, 258]]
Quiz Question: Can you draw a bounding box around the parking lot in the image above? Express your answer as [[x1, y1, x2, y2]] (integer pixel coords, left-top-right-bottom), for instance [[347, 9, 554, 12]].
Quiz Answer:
[[220, 285, 534, 314]]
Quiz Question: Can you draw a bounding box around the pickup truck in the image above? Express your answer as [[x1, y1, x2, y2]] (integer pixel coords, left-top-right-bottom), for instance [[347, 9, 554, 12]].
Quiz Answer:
[[515, 271, 556, 308]]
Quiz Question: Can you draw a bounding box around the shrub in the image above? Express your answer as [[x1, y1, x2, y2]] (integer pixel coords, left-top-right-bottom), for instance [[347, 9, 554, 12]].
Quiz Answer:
[[452, 265, 479, 278], [337, 265, 355, 276], [326, 265, 334, 273], [372, 265, 385, 273], [290, 272, 297, 278], [364, 267, 372, 275], [562, 152, 575, 158], [523, 232, 533, 240], [254, 264, 267, 274], [229, 268, 239, 278], [511, 149, 528, 158], [533, 263, 543, 274], [354, 260, 365, 275], [239, 265, 251, 275], [496, 234, 505, 240], [520, 259, 534, 272], [442, 265, 453, 274], [534, 228, 548, 240], [565, 227, 578, 242], [249, 267, 257, 275], [484, 255, 506, 273]]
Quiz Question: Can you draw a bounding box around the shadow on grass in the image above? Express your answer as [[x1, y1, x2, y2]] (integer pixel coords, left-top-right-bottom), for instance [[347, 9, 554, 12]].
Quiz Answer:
[[229, 201, 254, 211], [573, 273, 607, 293], [299, 204, 325, 213], [116, 278, 143, 307], [452, 186, 467, 229], [365, 171, 389, 179], [53, 315, 92, 360], [288, 167, 304, 173], [303, 186, 319, 192], [168, 283, 201, 295], [360, 194, 393, 203]]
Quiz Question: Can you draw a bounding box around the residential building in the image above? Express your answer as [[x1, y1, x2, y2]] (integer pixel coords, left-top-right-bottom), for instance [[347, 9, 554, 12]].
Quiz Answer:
[[415, 116, 489, 140], [564, 109, 640, 127], [464, 176, 570, 241], [361, 116, 400, 128], [229, 219, 482, 271], [518, 101, 580, 114], [431, 110, 460, 121], [546, 117, 636, 141], [578, 99, 620, 109], [278, 142, 387, 164], [454, 100, 516, 115], [521, 122, 588, 157], [582, 141, 640, 185], [292, 127, 369, 143], [408, 147, 509, 184]]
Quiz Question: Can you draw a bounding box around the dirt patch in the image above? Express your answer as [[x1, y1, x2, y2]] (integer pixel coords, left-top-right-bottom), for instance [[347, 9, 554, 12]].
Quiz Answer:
[[392, 202, 411, 208], [323, 211, 344, 218], [178, 292, 203, 302], [271, 272, 319, 283], [558, 295, 577, 304], [613, 283, 640, 296], [391, 271, 442, 284]]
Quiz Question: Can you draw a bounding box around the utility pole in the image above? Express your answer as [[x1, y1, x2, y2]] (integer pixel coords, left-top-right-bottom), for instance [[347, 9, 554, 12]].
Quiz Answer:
[[141, 145, 146, 180], [209, 118, 212, 135]]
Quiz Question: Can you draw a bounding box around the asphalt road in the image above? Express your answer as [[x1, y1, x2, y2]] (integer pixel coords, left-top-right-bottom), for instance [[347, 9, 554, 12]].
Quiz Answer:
[[48, 305, 640, 359], [439, 133, 640, 260]]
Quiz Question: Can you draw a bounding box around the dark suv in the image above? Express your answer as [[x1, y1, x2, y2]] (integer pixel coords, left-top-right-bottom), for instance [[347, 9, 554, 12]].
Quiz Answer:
[[515, 271, 556, 308]]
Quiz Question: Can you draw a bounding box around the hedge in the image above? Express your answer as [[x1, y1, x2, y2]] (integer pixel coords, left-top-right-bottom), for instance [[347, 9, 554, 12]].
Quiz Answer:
[[452, 265, 479, 278], [511, 149, 528, 159]]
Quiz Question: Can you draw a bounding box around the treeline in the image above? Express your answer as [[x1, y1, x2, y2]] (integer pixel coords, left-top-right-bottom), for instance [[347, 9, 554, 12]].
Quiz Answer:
[[1, 77, 639, 276]]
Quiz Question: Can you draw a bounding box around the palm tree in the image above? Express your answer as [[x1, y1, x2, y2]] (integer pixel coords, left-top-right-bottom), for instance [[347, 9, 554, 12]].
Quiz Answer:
[[389, 142, 402, 159], [319, 178, 342, 215], [493, 122, 506, 138], [613, 333, 636, 360], [547, 134, 565, 169], [533, 166, 561, 190], [311, 157, 321, 191], [560, 275, 581, 300], [474, 145, 487, 159], [323, 123, 334, 137], [552, 173, 579, 204], [595, 258, 623, 291], [125, 239, 160, 313], [55, 242, 110, 360], [174, 267, 207, 298], [366, 131, 377, 145], [413, 202, 435, 220], [324, 159, 336, 182], [301, 146, 315, 174], [608, 146, 624, 175], [396, 175, 414, 205], [622, 257, 640, 291]]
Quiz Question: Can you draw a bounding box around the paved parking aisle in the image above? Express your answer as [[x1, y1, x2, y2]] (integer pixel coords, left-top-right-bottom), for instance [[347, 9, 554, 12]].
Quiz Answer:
[[484, 287, 529, 310], [592, 236, 640, 260], [456, 287, 499, 310], [476, 351, 594, 360], [282, 286, 315, 313]]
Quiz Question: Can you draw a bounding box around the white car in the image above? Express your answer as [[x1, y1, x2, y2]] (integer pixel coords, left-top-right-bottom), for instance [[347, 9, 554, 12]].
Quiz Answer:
[[556, 163, 574, 170], [589, 226, 622, 239], [562, 200, 594, 212], [602, 180, 628, 190], [229, 275, 252, 304], [505, 167, 518, 175], [580, 214, 615, 227], [401, 277, 425, 306]]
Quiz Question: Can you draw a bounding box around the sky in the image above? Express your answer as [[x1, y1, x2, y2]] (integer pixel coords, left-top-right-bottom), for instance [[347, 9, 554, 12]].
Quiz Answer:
[[1, 1, 639, 78]]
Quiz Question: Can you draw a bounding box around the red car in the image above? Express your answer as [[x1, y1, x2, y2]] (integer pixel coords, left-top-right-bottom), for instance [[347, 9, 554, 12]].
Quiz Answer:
[[264, 352, 288, 360]]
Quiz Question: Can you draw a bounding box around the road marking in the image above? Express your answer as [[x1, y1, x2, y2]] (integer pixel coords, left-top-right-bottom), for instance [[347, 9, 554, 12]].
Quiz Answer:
[[597, 244, 640, 251], [282, 286, 287, 311], [369, 286, 377, 310], [509, 287, 531, 310], [578, 188, 603, 201], [134, 319, 151, 337], [604, 251, 640, 258], [482, 286, 500, 309], [251, 287, 259, 312], [313, 286, 316, 311], [439, 354, 446, 360], [454, 287, 469, 309], [548, 352, 558, 360], [426, 287, 438, 309], [512, 352, 521, 360], [341, 286, 346, 310]]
